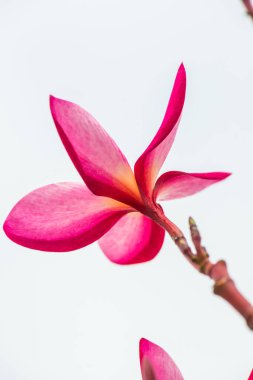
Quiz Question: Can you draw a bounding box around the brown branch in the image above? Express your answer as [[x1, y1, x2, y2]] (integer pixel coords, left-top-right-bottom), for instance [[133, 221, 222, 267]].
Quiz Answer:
[[241, 0, 253, 20], [174, 217, 253, 330]]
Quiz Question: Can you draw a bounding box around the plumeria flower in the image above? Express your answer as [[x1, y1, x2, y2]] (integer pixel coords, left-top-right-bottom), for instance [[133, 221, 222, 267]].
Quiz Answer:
[[140, 338, 183, 380], [4, 65, 230, 264], [139, 338, 253, 380]]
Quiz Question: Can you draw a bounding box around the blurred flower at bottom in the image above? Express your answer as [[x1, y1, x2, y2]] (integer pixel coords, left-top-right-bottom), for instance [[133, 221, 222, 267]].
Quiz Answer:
[[139, 338, 252, 380]]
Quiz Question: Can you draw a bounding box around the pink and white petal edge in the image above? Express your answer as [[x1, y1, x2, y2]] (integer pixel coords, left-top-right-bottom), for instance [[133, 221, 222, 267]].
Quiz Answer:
[[134, 64, 186, 200], [50, 96, 142, 208], [140, 338, 184, 380], [4, 182, 133, 252], [154, 171, 231, 201], [99, 212, 165, 264]]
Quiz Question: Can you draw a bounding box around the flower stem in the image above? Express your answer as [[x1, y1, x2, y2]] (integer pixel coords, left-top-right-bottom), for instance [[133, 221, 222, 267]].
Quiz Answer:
[[163, 215, 253, 330], [241, 0, 253, 20]]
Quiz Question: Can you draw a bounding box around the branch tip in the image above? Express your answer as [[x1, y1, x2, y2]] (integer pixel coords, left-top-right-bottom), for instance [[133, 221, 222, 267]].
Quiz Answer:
[[189, 216, 196, 227], [174, 216, 253, 330]]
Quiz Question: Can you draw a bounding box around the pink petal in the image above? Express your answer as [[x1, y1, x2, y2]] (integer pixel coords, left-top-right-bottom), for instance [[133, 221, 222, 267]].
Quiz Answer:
[[50, 96, 142, 209], [98, 212, 165, 264], [248, 370, 253, 380], [154, 171, 231, 201], [139, 338, 184, 380], [3, 182, 133, 252], [135, 64, 186, 201]]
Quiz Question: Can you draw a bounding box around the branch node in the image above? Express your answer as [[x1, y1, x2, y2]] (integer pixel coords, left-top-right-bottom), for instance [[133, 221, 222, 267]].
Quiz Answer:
[[184, 216, 253, 330], [198, 257, 210, 273], [213, 276, 232, 293]]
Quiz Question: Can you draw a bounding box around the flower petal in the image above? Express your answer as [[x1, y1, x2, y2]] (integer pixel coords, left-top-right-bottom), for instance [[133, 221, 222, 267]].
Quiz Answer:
[[154, 171, 231, 201], [135, 64, 186, 201], [50, 96, 142, 208], [98, 212, 165, 264], [139, 338, 184, 380], [248, 370, 253, 380], [3, 182, 133, 252]]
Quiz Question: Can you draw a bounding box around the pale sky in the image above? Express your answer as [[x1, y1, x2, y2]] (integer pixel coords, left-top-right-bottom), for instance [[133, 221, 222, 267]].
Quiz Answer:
[[0, 1, 253, 379]]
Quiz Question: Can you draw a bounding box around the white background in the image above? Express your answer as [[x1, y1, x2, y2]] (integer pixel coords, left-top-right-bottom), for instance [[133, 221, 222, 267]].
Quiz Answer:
[[0, 0, 253, 379]]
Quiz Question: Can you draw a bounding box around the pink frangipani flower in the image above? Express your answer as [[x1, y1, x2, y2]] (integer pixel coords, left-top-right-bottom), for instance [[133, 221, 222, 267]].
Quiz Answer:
[[4, 64, 230, 264], [140, 338, 252, 380], [140, 338, 183, 380]]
